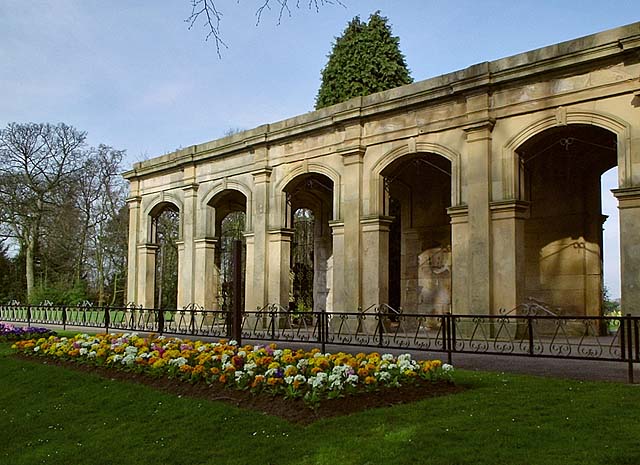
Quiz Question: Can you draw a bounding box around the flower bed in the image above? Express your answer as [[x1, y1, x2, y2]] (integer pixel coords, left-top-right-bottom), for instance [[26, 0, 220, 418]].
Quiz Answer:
[[12, 333, 454, 407], [0, 323, 55, 342]]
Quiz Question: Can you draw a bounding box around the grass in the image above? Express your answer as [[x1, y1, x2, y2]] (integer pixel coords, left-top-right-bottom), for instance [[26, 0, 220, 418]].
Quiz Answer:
[[1, 342, 639, 465]]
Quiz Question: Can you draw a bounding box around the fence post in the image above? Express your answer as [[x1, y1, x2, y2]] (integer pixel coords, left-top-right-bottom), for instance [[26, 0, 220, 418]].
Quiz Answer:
[[62, 306, 67, 330], [527, 317, 534, 356], [232, 239, 243, 345], [270, 305, 276, 341], [377, 306, 384, 348], [626, 314, 633, 383], [104, 307, 110, 333], [27, 305, 31, 328], [158, 308, 165, 335], [319, 311, 326, 353], [446, 312, 453, 366]]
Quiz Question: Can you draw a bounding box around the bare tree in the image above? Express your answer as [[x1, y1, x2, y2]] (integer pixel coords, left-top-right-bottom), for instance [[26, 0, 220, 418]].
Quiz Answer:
[[0, 123, 86, 299], [74, 145, 127, 305], [186, 0, 345, 55]]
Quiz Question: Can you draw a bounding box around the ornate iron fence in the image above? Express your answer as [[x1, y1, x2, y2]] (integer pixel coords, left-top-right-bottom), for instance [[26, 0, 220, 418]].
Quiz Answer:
[[1, 302, 638, 382]]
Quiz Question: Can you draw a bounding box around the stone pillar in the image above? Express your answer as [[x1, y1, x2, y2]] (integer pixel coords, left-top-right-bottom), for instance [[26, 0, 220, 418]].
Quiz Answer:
[[125, 196, 141, 304], [329, 221, 345, 312], [340, 147, 365, 311], [463, 121, 494, 314], [246, 168, 271, 310], [489, 200, 529, 313], [243, 233, 255, 310], [268, 229, 294, 308], [613, 187, 640, 316], [137, 243, 158, 309], [360, 216, 393, 311], [401, 229, 420, 312], [193, 238, 218, 310], [177, 184, 198, 308], [448, 206, 469, 314]]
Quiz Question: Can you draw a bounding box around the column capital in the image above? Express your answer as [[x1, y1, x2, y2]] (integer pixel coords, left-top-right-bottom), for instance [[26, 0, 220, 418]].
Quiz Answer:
[[137, 243, 159, 251], [447, 205, 469, 224], [328, 220, 345, 233], [182, 182, 199, 193], [489, 200, 531, 220], [126, 195, 142, 206], [463, 119, 496, 141], [361, 216, 394, 232], [251, 167, 273, 183], [339, 145, 366, 165], [612, 187, 640, 208]]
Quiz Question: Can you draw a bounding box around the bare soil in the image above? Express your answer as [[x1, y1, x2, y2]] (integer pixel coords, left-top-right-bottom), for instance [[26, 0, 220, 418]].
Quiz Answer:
[[15, 354, 464, 424]]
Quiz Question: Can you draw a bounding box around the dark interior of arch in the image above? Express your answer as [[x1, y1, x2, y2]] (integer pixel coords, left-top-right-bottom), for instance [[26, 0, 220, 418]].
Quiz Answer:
[[516, 124, 617, 316], [383, 152, 452, 314], [285, 173, 334, 313], [151, 203, 180, 310]]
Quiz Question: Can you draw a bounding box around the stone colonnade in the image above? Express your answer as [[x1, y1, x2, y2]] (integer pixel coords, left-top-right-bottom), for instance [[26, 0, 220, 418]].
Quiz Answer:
[[125, 22, 640, 316]]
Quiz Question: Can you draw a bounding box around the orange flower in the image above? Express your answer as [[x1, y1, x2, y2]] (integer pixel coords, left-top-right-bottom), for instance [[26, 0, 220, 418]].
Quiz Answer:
[[219, 374, 228, 384], [210, 367, 220, 375], [364, 376, 376, 385]]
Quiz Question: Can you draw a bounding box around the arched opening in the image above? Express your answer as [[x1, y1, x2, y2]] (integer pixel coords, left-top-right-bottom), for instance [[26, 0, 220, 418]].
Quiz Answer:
[[291, 208, 314, 312], [284, 173, 333, 314], [209, 190, 247, 312], [382, 153, 452, 314], [516, 124, 617, 316], [149, 203, 180, 310]]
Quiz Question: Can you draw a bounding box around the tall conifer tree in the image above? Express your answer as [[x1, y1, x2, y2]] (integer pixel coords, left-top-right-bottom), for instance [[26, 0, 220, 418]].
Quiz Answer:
[[315, 11, 412, 109]]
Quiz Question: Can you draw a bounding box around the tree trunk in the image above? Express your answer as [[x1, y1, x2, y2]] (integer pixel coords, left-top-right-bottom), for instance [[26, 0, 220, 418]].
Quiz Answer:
[[25, 233, 35, 301]]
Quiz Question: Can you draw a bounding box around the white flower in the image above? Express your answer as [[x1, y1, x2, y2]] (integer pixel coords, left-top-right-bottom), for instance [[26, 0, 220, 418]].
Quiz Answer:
[[87, 351, 97, 358], [382, 353, 394, 361], [442, 363, 454, 372], [284, 376, 294, 384], [228, 340, 238, 346], [237, 350, 246, 358], [273, 349, 283, 358], [347, 374, 359, 385], [79, 348, 88, 356], [33, 346, 40, 352], [169, 357, 188, 367]]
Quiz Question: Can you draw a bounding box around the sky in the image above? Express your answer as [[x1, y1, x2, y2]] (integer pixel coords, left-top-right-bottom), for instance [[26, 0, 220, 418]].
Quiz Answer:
[[1, 0, 637, 298]]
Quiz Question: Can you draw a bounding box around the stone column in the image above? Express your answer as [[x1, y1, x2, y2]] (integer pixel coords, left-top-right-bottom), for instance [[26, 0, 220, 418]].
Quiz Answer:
[[125, 196, 141, 304], [245, 168, 271, 310], [340, 147, 365, 311], [329, 221, 345, 312], [613, 187, 640, 316], [268, 229, 294, 308], [360, 216, 393, 310], [177, 184, 198, 308], [489, 200, 530, 313], [136, 243, 158, 309], [463, 121, 494, 314], [448, 206, 469, 314], [193, 238, 218, 310]]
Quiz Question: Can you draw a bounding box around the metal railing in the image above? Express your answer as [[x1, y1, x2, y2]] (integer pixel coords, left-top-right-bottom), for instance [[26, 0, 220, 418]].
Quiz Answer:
[[1, 302, 638, 382]]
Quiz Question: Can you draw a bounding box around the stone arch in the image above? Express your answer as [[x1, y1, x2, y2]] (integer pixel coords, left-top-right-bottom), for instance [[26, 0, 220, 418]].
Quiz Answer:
[[200, 179, 254, 233], [502, 109, 632, 199], [371, 141, 462, 215], [275, 162, 342, 225], [143, 193, 183, 243], [511, 113, 622, 317]]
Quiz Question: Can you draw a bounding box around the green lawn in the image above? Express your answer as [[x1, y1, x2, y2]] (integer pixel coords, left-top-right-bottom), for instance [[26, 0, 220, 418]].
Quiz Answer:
[[1, 342, 639, 465]]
